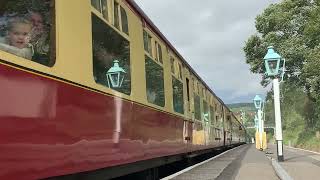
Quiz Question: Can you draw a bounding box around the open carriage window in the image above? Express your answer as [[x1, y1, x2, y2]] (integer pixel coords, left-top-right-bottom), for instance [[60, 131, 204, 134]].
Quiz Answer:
[[0, 0, 55, 66]]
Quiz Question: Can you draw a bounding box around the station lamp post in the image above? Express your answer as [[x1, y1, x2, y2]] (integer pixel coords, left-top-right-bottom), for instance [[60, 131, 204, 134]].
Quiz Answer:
[[254, 114, 259, 132], [263, 46, 285, 162], [253, 94, 263, 150]]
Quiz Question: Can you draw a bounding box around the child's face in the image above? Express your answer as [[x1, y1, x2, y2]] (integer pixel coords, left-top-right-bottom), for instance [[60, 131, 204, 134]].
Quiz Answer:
[[8, 23, 32, 49]]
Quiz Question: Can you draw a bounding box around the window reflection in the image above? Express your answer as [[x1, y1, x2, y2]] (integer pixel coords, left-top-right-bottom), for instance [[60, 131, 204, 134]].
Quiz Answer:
[[145, 56, 165, 107], [92, 14, 131, 95]]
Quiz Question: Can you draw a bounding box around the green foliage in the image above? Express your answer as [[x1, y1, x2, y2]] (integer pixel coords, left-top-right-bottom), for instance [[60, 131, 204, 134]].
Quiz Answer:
[[244, 0, 320, 150], [228, 103, 256, 129], [244, 0, 318, 87]]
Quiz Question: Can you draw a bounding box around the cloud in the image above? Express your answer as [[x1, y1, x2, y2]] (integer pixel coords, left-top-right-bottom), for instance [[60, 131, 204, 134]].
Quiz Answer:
[[134, 0, 280, 103]]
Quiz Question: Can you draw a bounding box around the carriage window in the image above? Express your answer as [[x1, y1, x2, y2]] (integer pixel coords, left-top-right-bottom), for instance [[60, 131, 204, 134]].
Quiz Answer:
[[91, 0, 109, 21], [210, 105, 215, 124], [172, 76, 184, 114], [145, 56, 165, 107], [178, 63, 183, 80], [215, 128, 221, 140], [143, 30, 152, 56], [194, 94, 201, 120], [0, 0, 55, 66], [91, 0, 101, 12], [203, 100, 209, 122], [120, 6, 128, 35], [92, 14, 131, 95], [170, 57, 175, 73], [113, 1, 120, 29], [102, 0, 109, 20], [157, 43, 163, 63], [155, 41, 162, 63]]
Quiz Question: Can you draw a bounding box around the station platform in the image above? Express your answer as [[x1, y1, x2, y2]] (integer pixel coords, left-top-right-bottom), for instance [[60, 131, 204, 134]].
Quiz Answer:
[[162, 143, 320, 180], [266, 144, 320, 180]]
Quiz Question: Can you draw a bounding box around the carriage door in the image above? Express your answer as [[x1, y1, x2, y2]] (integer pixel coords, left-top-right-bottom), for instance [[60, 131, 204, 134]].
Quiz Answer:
[[183, 69, 193, 146]]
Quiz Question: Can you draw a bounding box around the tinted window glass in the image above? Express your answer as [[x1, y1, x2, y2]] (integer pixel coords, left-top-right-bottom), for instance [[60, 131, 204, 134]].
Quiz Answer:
[[0, 0, 55, 66], [92, 14, 131, 95], [91, 0, 101, 12], [172, 76, 184, 114], [145, 56, 165, 107]]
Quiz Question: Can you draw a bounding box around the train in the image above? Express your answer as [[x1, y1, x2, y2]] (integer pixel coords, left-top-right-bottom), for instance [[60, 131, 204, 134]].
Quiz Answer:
[[0, 0, 246, 179]]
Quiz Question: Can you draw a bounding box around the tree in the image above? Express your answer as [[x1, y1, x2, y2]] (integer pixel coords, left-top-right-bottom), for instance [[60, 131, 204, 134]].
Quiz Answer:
[[243, 0, 320, 128], [244, 0, 316, 86]]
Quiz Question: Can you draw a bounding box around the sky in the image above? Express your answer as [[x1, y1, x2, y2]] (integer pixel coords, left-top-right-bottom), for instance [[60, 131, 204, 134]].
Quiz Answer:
[[134, 0, 280, 104]]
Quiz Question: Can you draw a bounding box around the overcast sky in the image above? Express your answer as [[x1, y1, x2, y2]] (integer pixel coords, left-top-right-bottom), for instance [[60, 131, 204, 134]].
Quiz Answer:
[[134, 0, 280, 104]]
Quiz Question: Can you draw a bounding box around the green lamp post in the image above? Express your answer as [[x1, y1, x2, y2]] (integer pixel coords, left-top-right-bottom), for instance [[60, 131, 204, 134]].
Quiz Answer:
[[253, 94, 263, 110], [253, 94, 264, 150], [263, 46, 285, 162]]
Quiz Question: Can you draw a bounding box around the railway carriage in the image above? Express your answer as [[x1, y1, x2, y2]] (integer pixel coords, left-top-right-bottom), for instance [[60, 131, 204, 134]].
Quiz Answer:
[[0, 0, 246, 179]]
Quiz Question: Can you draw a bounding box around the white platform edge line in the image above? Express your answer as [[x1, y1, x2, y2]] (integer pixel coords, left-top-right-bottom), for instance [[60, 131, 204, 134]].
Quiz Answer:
[[285, 145, 320, 155], [161, 145, 244, 180]]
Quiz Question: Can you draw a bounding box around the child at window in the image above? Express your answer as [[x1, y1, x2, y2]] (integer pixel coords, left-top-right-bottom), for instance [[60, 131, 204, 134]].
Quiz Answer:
[[0, 17, 33, 59]]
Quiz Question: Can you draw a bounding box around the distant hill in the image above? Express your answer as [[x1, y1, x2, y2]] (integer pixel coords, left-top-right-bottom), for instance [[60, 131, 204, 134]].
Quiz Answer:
[[227, 103, 255, 112], [227, 103, 256, 126]]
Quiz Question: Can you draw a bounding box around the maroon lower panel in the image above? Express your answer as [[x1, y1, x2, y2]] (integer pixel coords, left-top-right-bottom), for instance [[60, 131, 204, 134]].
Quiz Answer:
[[0, 63, 228, 180], [0, 63, 185, 180]]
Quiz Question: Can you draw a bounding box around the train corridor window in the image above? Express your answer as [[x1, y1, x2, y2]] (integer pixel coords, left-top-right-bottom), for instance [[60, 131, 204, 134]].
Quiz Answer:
[[194, 94, 201, 120], [143, 30, 152, 56], [92, 14, 131, 95], [172, 76, 184, 114], [145, 56, 165, 107], [0, 0, 55, 66]]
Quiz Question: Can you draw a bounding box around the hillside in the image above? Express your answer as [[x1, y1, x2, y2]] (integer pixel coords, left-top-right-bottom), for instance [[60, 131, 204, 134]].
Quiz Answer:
[[227, 103, 255, 113]]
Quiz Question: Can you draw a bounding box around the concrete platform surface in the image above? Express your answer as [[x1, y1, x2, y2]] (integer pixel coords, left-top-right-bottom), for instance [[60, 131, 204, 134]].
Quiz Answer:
[[162, 144, 279, 180], [266, 144, 320, 180]]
